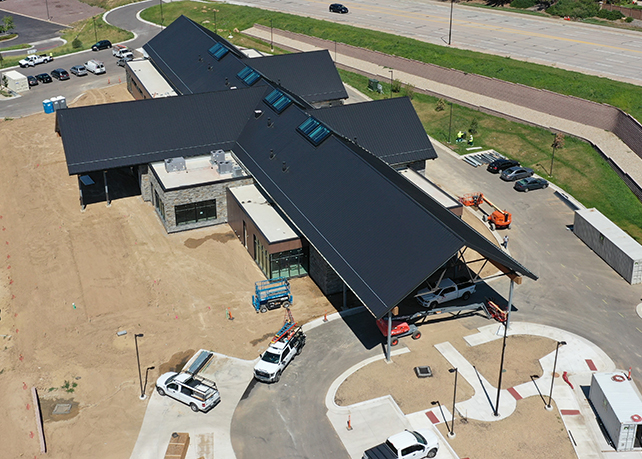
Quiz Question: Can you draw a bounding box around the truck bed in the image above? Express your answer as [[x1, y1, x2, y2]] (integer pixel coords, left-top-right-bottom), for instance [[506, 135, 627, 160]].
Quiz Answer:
[[363, 443, 397, 459]]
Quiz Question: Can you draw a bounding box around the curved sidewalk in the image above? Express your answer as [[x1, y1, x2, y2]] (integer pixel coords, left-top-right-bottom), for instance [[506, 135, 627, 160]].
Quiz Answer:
[[242, 26, 642, 200], [325, 320, 627, 459]]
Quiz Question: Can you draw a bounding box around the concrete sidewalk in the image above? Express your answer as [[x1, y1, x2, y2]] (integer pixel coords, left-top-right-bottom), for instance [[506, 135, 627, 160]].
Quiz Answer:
[[326, 320, 642, 459], [242, 26, 642, 200]]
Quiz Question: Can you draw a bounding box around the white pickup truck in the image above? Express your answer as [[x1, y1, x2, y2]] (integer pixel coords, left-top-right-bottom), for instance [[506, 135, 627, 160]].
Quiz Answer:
[[416, 277, 476, 309], [112, 44, 134, 59], [363, 429, 439, 459], [19, 54, 53, 68], [156, 371, 221, 412], [254, 327, 305, 383]]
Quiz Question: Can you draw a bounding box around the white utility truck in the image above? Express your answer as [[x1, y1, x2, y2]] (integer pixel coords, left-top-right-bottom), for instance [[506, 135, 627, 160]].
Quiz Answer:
[[416, 277, 476, 309], [362, 430, 439, 459]]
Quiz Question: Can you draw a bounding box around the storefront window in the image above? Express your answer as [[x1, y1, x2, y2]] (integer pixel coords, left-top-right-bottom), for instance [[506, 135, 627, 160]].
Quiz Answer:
[[175, 200, 217, 226], [270, 248, 308, 279]]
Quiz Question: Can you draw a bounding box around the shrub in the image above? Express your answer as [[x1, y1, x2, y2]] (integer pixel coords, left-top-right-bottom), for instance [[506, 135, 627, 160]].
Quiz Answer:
[[626, 16, 634, 22], [72, 37, 83, 49], [547, 0, 599, 18], [391, 78, 402, 93], [436, 98, 446, 112], [597, 9, 624, 19], [511, 0, 537, 8]]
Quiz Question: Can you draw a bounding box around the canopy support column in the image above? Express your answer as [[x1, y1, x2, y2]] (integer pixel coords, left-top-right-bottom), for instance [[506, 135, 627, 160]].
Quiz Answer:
[[343, 282, 347, 309], [386, 311, 392, 363], [104, 170, 111, 207], [78, 176, 85, 211]]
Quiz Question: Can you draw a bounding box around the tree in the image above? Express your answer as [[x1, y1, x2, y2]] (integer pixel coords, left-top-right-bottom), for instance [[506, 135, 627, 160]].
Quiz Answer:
[[469, 118, 479, 135], [550, 133, 565, 176], [1, 16, 14, 34], [436, 98, 446, 112]]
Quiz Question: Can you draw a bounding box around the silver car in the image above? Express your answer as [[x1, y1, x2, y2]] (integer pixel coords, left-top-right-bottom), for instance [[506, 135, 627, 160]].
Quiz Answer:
[[501, 166, 534, 181], [69, 65, 88, 76]]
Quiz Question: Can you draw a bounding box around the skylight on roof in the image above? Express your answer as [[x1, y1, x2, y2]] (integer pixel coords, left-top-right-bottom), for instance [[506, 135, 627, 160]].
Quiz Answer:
[[237, 66, 261, 86], [297, 117, 331, 146], [264, 89, 293, 114], [208, 42, 229, 61]]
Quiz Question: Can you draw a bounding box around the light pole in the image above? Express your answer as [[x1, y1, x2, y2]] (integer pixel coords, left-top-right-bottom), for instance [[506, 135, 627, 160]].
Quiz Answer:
[[134, 333, 146, 399], [144, 366, 156, 396], [159, 0, 164, 29], [493, 316, 509, 417], [448, 101, 453, 144], [93, 16, 97, 43], [448, 0, 454, 46], [270, 19, 274, 52], [45, 0, 51, 20], [389, 69, 393, 99], [448, 368, 458, 438], [530, 374, 547, 406], [547, 341, 567, 410], [431, 400, 450, 432], [214, 10, 218, 35]]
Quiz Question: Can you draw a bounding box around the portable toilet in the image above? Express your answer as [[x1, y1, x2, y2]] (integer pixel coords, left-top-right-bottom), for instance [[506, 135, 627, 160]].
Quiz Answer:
[[589, 372, 642, 451], [52, 96, 61, 111], [58, 96, 67, 109], [42, 99, 54, 114]]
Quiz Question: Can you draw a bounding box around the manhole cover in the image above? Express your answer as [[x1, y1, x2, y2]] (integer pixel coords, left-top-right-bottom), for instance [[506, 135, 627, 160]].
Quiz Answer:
[[53, 403, 72, 415]]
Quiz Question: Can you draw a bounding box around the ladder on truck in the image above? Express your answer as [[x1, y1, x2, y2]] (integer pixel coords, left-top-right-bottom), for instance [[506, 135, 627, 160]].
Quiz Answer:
[[271, 308, 297, 343]]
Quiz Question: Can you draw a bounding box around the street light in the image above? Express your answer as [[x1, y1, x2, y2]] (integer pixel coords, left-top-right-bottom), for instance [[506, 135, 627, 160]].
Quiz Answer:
[[45, 0, 51, 21], [448, 101, 453, 144], [93, 16, 97, 43], [431, 400, 450, 433], [134, 333, 146, 399], [547, 341, 567, 410], [159, 0, 164, 29], [493, 316, 509, 417], [448, 0, 454, 46], [270, 19, 273, 52], [448, 368, 458, 438], [389, 69, 393, 99]]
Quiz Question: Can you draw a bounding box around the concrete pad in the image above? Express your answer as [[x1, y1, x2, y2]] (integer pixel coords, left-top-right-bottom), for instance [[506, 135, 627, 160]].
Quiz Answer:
[[129, 353, 255, 459], [406, 411, 460, 459]]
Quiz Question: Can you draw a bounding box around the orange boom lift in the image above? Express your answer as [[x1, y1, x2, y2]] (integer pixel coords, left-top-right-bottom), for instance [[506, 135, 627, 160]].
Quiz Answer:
[[459, 193, 512, 230]]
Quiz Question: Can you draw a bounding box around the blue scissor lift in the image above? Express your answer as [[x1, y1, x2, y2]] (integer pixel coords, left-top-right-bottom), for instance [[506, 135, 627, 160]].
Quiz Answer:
[[252, 278, 292, 313]]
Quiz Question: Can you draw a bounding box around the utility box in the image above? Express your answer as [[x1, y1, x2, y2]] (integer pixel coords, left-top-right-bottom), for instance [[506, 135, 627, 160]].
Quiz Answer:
[[367, 78, 383, 94], [573, 208, 642, 284], [163, 432, 190, 459], [588, 372, 642, 451], [2, 70, 29, 93]]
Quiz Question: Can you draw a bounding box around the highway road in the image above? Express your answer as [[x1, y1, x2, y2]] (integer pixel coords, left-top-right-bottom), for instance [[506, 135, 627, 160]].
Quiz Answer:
[[232, 0, 642, 86]]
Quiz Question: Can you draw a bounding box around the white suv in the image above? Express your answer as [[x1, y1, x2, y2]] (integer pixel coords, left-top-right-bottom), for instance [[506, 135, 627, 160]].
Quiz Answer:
[[156, 372, 221, 412]]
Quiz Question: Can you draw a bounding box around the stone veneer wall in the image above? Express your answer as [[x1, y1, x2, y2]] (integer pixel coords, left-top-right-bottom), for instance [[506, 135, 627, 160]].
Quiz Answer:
[[139, 165, 151, 202], [309, 245, 343, 295], [146, 168, 253, 233]]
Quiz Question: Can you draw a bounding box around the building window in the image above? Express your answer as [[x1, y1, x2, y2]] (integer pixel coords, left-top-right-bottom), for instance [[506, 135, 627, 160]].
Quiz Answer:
[[297, 117, 331, 146], [175, 200, 217, 226], [270, 248, 308, 279], [208, 42, 228, 60], [237, 66, 261, 86], [264, 89, 292, 114], [154, 189, 165, 222]]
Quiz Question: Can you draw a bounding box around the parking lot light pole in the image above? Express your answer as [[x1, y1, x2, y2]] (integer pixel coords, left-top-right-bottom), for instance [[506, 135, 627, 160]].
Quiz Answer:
[[493, 315, 509, 417], [448, 368, 458, 438], [546, 341, 567, 410], [135, 333, 146, 399], [159, 0, 164, 29], [45, 0, 51, 21], [431, 400, 450, 432], [93, 16, 97, 43], [389, 69, 393, 99], [448, 0, 454, 45]]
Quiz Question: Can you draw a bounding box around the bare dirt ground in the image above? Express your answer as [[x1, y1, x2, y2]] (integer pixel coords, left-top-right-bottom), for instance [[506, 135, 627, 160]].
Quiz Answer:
[[336, 316, 577, 459], [0, 84, 333, 458], [0, 0, 103, 26]]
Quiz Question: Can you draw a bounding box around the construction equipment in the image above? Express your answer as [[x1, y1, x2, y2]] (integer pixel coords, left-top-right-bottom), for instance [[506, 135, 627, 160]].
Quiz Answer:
[[377, 299, 506, 346], [459, 192, 511, 230], [271, 308, 297, 343], [252, 278, 292, 313]]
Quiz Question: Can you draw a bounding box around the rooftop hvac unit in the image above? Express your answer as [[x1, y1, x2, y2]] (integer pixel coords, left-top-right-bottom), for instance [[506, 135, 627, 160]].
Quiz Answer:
[[210, 149, 226, 165], [218, 160, 233, 175], [164, 157, 187, 173], [232, 166, 244, 178]]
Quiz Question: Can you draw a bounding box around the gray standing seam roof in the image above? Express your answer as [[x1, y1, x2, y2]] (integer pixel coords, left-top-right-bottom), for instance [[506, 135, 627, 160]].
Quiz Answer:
[[234, 101, 536, 319], [315, 97, 437, 165], [56, 87, 267, 175]]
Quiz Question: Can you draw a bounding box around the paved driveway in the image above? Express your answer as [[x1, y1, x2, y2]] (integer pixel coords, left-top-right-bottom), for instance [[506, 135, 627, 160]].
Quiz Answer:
[[0, 11, 66, 47], [0, 0, 102, 25]]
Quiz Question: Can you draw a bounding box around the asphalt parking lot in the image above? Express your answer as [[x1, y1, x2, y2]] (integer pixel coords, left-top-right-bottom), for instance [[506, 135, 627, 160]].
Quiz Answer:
[[0, 11, 66, 47]]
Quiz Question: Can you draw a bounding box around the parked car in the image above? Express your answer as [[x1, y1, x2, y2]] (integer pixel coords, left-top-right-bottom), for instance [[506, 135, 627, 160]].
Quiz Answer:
[[514, 176, 549, 192], [85, 59, 106, 75], [329, 3, 349, 13], [112, 44, 134, 59], [156, 371, 221, 413], [35, 73, 52, 83], [363, 429, 439, 459], [27, 75, 38, 87], [69, 65, 88, 76], [117, 55, 134, 67], [91, 40, 112, 51], [51, 68, 70, 80], [487, 158, 520, 174], [500, 166, 533, 181], [18, 54, 53, 68]]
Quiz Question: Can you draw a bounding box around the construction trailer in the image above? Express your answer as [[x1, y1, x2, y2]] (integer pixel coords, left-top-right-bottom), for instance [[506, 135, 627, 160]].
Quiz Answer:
[[573, 208, 642, 284], [2, 70, 29, 93], [588, 372, 642, 451]]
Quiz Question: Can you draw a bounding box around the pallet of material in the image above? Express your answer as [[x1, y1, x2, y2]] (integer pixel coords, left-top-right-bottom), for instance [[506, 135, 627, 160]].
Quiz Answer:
[[164, 432, 190, 459]]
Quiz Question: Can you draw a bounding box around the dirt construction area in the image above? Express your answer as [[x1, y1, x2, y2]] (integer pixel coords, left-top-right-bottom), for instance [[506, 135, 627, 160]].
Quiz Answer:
[[0, 84, 332, 458], [1, 84, 579, 459]]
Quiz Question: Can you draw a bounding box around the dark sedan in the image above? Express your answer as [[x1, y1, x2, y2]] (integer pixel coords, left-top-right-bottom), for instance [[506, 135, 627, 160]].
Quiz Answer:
[[35, 73, 52, 83], [487, 158, 520, 173], [500, 166, 533, 181], [329, 3, 349, 13], [51, 68, 70, 80], [27, 75, 38, 87], [514, 177, 549, 192], [91, 40, 112, 51]]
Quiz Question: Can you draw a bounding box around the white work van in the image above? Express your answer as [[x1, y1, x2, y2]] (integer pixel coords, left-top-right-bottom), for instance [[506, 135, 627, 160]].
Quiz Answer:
[[85, 59, 105, 75]]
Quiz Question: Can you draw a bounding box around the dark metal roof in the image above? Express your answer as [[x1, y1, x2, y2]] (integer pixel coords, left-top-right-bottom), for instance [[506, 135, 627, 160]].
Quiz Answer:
[[246, 51, 348, 104], [56, 87, 266, 175], [143, 16, 346, 104], [315, 97, 437, 166], [234, 101, 536, 319]]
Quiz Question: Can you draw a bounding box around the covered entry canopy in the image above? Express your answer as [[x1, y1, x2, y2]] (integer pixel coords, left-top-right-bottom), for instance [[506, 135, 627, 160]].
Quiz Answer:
[[234, 95, 537, 319]]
